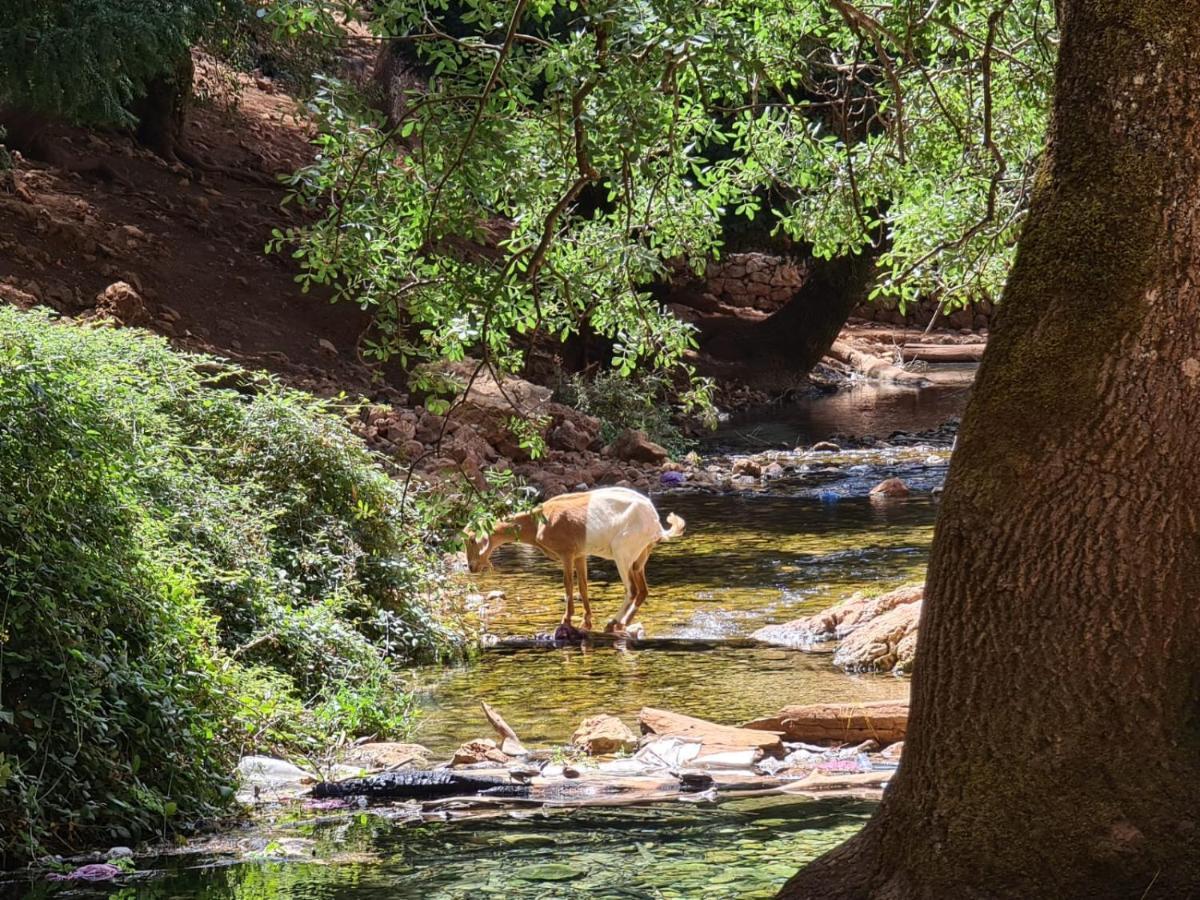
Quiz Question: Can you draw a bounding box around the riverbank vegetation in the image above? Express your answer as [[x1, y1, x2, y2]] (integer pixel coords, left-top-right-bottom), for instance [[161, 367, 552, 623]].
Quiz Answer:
[[0, 308, 471, 865]]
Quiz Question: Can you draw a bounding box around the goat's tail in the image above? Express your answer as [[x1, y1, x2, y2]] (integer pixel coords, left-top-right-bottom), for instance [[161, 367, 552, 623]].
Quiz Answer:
[[661, 512, 686, 540]]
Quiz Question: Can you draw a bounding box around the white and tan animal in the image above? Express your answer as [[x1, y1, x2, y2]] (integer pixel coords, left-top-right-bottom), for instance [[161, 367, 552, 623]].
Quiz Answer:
[[465, 487, 685, 632]]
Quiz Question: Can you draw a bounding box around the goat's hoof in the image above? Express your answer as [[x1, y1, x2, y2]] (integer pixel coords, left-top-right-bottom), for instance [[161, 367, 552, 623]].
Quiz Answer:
[[603, 620, 623, 634]]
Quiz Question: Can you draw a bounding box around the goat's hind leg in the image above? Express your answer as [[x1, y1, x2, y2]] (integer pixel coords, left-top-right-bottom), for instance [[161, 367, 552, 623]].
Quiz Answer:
[[618, 545, 653, 628], [560, 559, 576, 627], [574, 556, 592, 631]]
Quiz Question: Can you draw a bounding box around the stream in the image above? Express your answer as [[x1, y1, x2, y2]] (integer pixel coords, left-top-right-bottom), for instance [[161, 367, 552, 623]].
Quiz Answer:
[[12, 380, 970, 899]]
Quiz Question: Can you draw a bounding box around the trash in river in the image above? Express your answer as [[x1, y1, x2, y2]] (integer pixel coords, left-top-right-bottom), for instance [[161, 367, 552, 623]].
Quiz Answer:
[[48, 863, 123, 882]]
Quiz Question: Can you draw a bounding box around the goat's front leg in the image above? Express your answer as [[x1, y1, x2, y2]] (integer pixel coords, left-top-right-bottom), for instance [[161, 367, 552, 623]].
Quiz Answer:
[[574, 556, 591, 631], [560, 560, 575, 627]]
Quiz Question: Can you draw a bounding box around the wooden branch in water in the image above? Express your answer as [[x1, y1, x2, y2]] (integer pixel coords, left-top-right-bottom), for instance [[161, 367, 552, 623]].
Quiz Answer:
[[899, 343, 986, 363], [826, 340, 931, 385]]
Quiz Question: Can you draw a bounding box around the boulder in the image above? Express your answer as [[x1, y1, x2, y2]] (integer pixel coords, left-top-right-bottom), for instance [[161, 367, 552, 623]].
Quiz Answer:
[[869, 477, 910, 497], [548, 414, 601, 453], [451, 738, 510, 766], [94, 281, 151, 326], [810, 441, 841, 453], [742, 700, 908, 747], [571, 714, 638, 755], [834, 600, 922, 674], [604, 429, 669, 464], [751, 584, 924, 647], [638, 708, 784, 758]]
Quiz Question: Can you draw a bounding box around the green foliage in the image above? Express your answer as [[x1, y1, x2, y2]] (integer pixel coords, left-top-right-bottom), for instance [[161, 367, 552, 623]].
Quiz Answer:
[[0, 0, 213, 125], [270, 0, 1054, 394], [557, 370, 696, 457], [0, 307, 468, 865]]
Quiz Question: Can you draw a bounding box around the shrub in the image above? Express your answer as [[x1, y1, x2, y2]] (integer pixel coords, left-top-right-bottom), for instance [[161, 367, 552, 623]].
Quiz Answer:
[[0, 308, 468, 865], [557, 370, 695, 457]]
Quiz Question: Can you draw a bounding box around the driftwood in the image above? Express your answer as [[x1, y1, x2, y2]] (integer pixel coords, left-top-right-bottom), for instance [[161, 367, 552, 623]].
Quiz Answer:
[[826, 340, 931, 386], [311, 770, 530, 800], [639, 708, 785, 757], [481, 701, 527, 755], [742, 700, 908, 746], [899, 343, 986, 363]]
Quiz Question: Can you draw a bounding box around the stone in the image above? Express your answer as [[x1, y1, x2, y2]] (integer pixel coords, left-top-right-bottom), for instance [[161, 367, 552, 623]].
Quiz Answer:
[[881, 741, 904, 759], [571, 714, 638, 755], [869, 477, 910, 498], [451, 738, 510, 766], [810, 441, 841, 453], [548, 416, 596, 452], [751, 584, 924, 647], [763, 462, 784, 479], [834, 600, 922, 674], [94, 281, 151, 326], [316, 338, 338, 356], [732, 458, 762, 477], [604, 428, 669, 464], [742, 700, 908, 747]]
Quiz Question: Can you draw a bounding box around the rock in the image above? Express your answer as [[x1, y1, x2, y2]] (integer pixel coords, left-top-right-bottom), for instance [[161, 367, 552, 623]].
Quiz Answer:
[[571, 714, 638, 755], [548, 416, 597, 452], [834, 600, 922, 674], [604, 428, 669, 464], [741, 700, 908, 747], [339, 742, 431, 771], [94, 281, 151, 326], [763, 462, 785, 479], [106, 846, 134, 860], [638, 708, 784, 758], [751, 584, 924, 647], [732, 457, 762, 477], [869, 477, 910, 498], [451, 738, 510, 766], [810, 441, 841, 452], [881, 741, 904, 759], [316, 338, 338, 356]]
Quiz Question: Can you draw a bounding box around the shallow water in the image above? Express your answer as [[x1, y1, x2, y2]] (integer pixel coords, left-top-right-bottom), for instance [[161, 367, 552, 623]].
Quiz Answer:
[[416, 488, 935, 753], [13, 797, 874, 899], [712, 380, 969, 450]]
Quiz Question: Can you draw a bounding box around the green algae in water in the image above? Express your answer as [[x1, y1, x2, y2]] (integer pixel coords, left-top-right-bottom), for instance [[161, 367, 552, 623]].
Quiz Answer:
[[11, 798, 874, 899]]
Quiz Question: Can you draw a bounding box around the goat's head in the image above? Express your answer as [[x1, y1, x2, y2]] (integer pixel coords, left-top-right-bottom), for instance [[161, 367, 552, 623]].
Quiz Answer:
[[465, 532, 493, 573]]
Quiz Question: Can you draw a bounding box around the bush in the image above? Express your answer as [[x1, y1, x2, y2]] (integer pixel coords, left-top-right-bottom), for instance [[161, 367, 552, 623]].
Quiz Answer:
[[0, 308, 468, 865], [557, 370, 694, 457]]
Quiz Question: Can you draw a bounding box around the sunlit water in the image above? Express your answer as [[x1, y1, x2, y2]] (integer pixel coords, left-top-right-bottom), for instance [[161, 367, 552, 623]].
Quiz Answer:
[[7, 383, 968, 899], [413, 490, 934, 753]]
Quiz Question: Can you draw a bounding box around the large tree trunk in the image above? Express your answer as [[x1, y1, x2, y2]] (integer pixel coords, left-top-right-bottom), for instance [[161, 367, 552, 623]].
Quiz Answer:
[[698, 252, 876, 391], [779, 3, 1200, 898]]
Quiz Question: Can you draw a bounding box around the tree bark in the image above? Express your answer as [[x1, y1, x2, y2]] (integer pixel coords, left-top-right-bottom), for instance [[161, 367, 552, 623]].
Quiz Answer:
[[779, 3, 1200, 898]]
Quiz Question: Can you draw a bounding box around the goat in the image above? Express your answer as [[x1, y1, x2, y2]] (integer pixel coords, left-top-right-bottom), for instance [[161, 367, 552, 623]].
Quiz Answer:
[[465, 487, 686, 632]]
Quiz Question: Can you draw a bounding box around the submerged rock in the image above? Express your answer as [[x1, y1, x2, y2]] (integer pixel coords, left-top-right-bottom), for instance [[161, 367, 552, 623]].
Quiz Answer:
[[571, 714, 638, 755], [869, 476, 910, 497]]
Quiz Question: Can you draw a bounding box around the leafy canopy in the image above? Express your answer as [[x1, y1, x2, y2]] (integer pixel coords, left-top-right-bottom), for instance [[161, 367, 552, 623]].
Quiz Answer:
[[273, 0, 1055, 386]]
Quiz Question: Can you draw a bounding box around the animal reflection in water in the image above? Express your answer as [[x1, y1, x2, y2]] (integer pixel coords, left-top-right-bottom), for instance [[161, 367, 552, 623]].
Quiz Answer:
[[465, 487, 685, 633]]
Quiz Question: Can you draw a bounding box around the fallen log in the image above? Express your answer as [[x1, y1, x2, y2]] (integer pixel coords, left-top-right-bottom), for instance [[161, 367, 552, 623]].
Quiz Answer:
[[826, 341, 930, 386], [311, 770, 530, 801], [742, 700, 908, 746], [899, 343, 985, 363], [639, 708, 785, 757]]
